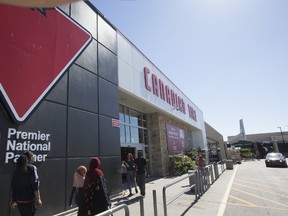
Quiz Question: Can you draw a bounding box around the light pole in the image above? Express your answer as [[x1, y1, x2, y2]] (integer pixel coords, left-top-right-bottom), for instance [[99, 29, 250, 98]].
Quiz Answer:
[[277, 126, 285, 144]]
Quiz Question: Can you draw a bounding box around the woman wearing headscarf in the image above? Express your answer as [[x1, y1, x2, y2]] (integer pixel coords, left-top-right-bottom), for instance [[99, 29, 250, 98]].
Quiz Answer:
[[84, 157, 111, 215], [69, 166, 87, 216]]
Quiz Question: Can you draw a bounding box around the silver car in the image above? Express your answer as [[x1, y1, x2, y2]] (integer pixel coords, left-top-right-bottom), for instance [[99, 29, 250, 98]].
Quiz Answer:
[[265, 152, 287, 167]]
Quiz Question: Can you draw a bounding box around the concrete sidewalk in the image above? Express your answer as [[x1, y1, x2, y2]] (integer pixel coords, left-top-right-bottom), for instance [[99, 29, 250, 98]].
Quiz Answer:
[[110, 167, 237, 216]]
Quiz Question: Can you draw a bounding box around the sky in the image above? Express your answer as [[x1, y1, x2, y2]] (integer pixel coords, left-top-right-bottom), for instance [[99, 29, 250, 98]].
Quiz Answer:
[[91, 0, 288, 140]]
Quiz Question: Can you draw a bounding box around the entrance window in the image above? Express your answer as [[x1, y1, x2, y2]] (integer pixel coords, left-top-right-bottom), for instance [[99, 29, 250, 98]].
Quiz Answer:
[[131, 127, 139, 143], [119, 105, 147, 144]]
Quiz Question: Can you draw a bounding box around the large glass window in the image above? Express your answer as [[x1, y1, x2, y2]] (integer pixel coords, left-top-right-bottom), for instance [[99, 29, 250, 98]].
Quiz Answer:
[[120, 124, 125, 143], [125, 125, 131, 143], [131, 127, 139, 143], [119, 105, 147, 144]]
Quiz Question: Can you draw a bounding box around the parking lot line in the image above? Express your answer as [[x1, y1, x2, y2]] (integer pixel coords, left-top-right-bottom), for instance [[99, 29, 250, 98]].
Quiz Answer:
[[232, 188, 288, 208], [227, 201, 288, 211], [233, 182, 288, 198], [228, 195, 257, 207], [235, 179, 288, 192]]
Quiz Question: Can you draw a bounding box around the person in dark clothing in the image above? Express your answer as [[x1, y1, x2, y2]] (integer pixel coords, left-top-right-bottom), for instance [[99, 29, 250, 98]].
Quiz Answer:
[[123, 153, 138, 196], [69, 166, 87, 216], [23, 151, 40, 187], [84, 157, 111, 215], [10, 155, 42, 216], [134, 152, 147, 197]]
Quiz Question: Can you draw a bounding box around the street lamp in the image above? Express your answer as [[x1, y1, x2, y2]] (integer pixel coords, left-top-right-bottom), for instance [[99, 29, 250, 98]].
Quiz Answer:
[[277, 127, 285, 144]]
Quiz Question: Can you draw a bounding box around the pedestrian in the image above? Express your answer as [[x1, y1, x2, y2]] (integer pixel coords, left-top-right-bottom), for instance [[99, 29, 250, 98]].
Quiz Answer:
[[197, 155, 206, 171], [84, 157, 111, 215], [122, 153, 138, 196], [69, 166, 87, 216], [10, 155, 42, 216], [23, 151, 39, 183], [134, 152, 147, 197]]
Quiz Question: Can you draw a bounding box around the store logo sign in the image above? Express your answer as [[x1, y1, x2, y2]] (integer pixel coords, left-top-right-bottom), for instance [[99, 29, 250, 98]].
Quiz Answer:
[[0, 5, 92, 123], [144, 67, 197, 121]]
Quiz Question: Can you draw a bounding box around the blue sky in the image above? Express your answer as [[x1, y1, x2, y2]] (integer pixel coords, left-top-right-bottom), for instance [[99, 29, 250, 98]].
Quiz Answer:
[[92, 0, 288, 140]]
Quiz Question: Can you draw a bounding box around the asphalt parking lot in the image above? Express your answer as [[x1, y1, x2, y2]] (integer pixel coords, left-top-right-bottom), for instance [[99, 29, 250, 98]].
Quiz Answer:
[[224, 159, 288, 216]]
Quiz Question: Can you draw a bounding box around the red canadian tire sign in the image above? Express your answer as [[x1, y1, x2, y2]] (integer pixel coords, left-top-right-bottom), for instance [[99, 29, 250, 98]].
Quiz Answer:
[[0, 5, 92, 122]]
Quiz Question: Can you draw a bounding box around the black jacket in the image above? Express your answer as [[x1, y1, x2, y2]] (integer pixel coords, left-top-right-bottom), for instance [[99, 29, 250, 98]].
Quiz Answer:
[[11, 164, 39, 202]]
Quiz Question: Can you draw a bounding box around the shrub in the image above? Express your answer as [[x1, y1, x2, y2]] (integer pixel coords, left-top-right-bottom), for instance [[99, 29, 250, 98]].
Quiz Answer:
[[169, 153, 196, 175], [240, 148, 256, 159]]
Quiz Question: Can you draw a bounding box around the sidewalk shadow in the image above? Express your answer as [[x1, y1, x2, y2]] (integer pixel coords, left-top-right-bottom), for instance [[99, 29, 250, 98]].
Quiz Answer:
[[111, 195, 143, 207], [179, 200, 198, 216]]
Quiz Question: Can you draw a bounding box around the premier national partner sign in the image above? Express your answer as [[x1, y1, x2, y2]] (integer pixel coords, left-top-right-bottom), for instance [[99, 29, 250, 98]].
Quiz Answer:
[[5, 128, 51, 163], [0, 5, 92, 123]]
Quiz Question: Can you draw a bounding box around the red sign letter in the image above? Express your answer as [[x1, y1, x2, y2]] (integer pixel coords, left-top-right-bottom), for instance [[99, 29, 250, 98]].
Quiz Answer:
[[144, 67, 152, 92]]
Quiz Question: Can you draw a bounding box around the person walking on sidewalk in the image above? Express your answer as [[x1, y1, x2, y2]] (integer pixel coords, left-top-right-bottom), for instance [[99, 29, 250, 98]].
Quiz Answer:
[[197, 155, 206, 171], [135, 152, 147, 197], [123, 153, 138, 196], [10, 155, 42, 216], [84, 157, 111, 215], [69, 165, 87, 216]]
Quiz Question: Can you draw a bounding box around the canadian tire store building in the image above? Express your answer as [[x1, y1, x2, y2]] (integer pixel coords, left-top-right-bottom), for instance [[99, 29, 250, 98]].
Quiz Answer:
[[0, 2, 207, 215]]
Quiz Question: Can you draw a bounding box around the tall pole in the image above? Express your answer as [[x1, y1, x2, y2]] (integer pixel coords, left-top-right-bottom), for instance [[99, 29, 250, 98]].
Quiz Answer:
[[278, 127, 285, 144]]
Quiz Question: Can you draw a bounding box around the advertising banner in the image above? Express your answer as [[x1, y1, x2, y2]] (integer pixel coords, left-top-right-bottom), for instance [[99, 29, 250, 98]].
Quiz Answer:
[[166, 123, 185, 155]]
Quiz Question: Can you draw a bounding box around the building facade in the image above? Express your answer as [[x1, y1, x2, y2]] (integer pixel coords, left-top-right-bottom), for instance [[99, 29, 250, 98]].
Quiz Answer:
[[0, 2, 211, 215]]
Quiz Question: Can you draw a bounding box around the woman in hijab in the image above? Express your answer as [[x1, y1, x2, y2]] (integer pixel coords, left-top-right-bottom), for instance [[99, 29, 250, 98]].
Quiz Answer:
[[84, 157, 111, 215], [69, 165, 87, 216]]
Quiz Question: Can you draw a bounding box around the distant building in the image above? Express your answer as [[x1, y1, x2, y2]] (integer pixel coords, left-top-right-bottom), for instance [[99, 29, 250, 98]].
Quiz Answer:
[[205, 122, 226, 162], [228, 131, 288, 157]]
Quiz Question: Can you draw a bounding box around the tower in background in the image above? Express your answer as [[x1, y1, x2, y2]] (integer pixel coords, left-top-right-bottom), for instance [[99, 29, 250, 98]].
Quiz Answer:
[[239, 119, 247, 141]]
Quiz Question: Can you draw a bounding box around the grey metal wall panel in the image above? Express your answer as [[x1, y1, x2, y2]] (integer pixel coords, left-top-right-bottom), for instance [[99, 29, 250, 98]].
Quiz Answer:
[[99, 156, 122, 195], [75, 39, 98, 74], [98, 16, 117, 54], [71, 1, 97, 39], [98, 43, 118, 85], [18, 101, 67, 157], [98, 77, 118, 118], [67, 108, 99, 156], [36, 158, 66, 215], [69, 65, 98, 113], [45, 72, 68, 105], [99, 115, 120, 156]]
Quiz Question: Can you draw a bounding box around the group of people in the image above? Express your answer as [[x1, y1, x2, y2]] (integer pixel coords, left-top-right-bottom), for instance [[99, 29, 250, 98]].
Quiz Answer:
[[122, 152, 147, 197], [69, 157, 111, 216], [10, 151, 147, 216]]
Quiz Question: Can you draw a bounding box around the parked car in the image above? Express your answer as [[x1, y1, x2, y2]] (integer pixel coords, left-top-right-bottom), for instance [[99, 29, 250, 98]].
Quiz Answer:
[[265, 152, 287, 167]]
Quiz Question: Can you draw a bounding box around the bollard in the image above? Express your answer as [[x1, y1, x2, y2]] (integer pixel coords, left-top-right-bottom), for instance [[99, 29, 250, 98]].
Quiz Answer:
[[226, 159, 234, 170], [153, 190, 158, 216], [188, 170, 195, 186]]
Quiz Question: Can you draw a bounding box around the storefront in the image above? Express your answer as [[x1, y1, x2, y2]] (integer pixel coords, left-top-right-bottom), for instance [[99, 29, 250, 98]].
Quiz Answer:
[[0, 2, 207, 215], [117, 31, 208, 176]]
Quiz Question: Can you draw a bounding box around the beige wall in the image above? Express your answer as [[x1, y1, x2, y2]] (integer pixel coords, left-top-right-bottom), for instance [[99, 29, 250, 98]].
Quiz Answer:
[[205, 122, 227, 161], [147, 113, 192, 176], [146, 114, 225, 176]]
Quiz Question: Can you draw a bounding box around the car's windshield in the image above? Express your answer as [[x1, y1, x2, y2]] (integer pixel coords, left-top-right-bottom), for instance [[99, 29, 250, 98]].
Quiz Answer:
[[267, 153, 282, 158]]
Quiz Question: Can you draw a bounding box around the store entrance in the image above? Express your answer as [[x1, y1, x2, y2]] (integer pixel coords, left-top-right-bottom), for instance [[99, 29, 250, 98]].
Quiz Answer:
[[121, 147, 136, 161], [121, 147, 136, 182]]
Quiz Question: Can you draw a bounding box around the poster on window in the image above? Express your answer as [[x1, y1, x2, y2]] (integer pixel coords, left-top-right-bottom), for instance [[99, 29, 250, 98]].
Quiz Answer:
[[165, 124, 185, 155]]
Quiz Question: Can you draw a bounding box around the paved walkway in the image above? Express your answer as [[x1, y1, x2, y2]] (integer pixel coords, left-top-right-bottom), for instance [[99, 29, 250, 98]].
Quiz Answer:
[[109, 166, 236, 216], [61, 165, 237, 216]]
